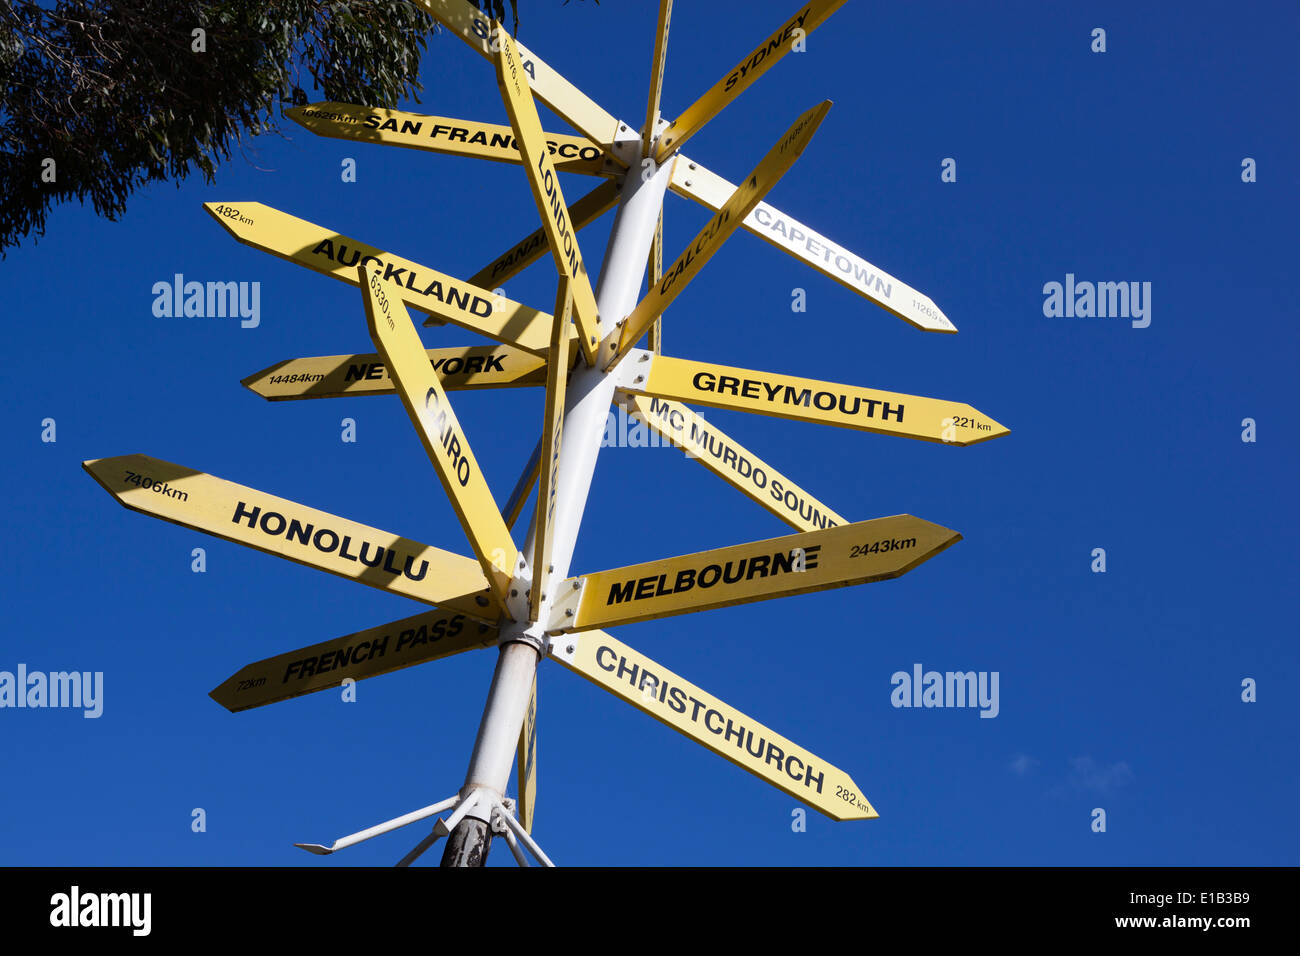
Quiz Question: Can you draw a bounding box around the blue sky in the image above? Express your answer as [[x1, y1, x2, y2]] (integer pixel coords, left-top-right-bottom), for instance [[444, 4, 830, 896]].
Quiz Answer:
[[1, 0, 1296, 866]]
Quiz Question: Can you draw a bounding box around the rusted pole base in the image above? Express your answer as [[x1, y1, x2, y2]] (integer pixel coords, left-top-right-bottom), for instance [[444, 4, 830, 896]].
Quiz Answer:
[[440, 817, 492, 867]]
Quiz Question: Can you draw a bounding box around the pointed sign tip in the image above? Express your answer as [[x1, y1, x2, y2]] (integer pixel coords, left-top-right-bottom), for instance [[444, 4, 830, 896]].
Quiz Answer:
[[208, 687, 238, 713]]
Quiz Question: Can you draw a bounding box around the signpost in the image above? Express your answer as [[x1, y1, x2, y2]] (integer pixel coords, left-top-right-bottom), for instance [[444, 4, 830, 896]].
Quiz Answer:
[[652, 0, 848, 163], [211, 610, 497, 712], [617, 391, 847, 532], [85, 1, 1010, 867], [551, 630, 876, 820], [627, 354, 1011, 446], [495, 30, 603, 365], [614, 101, 831, 363], [668, 158, 957, 332], [287, 103, 612, 176], [84, 453, 496, 616], [516, 677, 538, 833], [203, 201, 556, 353], [531, 280, 573, 621], [548, 515, 961, 631], [468, 180, 620, 290], [242, 343, 548, 401], [361, 264, 521, 605]]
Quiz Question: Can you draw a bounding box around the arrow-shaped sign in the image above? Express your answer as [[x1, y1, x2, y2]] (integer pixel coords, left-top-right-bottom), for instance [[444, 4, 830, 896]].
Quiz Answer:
[[361, 265, 520, 605], [496, 29, 603, 366], [616, 390, 848, 532], [642, 0, 674, 157], [468, 179, 620, 291], [549, 514, 960, 632], [669, 158, 956, 333], [531, 279, 573, 621], [287, 103, 611, 176], [242, 344, 548, 401], [516, 675, 538, 833], [626, 354, 1010, 446], [203, 201, 554, 355], [613, 101, 831, 364], [550, 629, 876, 820], [653, 0, 847, 163], [411, 0, 950, 336], [412, 0, 625, 155], [211, 609, 497, 713], [84, 453, 496, 616]]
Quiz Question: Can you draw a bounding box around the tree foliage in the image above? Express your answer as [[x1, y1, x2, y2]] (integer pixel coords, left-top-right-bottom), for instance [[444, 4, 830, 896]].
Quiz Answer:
[[0, 1, 462, 256]]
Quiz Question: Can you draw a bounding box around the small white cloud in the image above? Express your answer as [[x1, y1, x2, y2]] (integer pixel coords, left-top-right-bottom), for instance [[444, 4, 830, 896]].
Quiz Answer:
[[1068, 756, 1134, 794], [1009, 753, 1038, 776]]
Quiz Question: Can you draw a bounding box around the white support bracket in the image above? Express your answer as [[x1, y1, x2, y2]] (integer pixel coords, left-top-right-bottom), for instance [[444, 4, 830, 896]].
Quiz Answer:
[[505, 551, 533, 624], [607, 123, 646, 175], [547, 575, 587, 634], [293, 793, 460, 856], [546, 631, 580, 666]]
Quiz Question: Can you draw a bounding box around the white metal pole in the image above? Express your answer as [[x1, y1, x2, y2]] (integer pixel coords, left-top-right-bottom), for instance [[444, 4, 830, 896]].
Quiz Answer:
[[440, 156, 674, 866]]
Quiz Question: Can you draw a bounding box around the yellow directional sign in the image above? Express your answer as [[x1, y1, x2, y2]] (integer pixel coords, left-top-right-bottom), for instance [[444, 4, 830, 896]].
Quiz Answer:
[[643, 0, 674, 157], [287, 103, 610, 176], [615, 101, 831, 363], [549, 514, 961, 632], [551, 630, 876, 820], [502, 444, 543, 532], [617, 392, 848, 532], [647, 210, 665, 353], [531, 280, 573, 621], [242, 344, 548, 401], [412, 0, 624, 156], [496, 30, 603, 366], [203, 201, 554, 355], [670, 157, 956, 333], [211, 610, 497, 713], [361, 266, 519, 604], [633, 354, 1010, 446], [83, 454, 497, 616], [468, 179, 619, 291], [653, 0, 847, 163], [516, 675, 538, 833]]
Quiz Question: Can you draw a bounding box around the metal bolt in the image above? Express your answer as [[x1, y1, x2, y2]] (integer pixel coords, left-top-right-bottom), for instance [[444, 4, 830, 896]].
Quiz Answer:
[[689, 162, 697, 170], [638, 353, 648, 362], [565, 609, 574, 617], [548, 564, 554, 573], [684, 179, 693, 187], [476, 596, 490, 607], [511, 588, 518, 597], [566, 644, 575, 654], [634, 375, 644, 383], [572, 581, 580, 590]]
